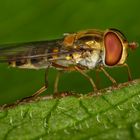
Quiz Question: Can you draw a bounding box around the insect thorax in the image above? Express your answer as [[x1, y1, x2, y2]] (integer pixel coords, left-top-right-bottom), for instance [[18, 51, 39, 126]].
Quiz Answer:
[[53, 49, 103, 70]]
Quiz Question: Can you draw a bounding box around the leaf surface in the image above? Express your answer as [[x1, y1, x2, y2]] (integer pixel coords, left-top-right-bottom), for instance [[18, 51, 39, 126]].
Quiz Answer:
[[0, 80, 140, 140]]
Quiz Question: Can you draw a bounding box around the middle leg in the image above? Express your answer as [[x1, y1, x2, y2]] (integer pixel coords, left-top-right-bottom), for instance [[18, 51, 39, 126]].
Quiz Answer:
[[74, 66, 97, 92]]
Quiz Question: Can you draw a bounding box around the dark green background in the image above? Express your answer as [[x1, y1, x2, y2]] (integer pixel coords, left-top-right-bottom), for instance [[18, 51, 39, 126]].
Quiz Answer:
[[0, 0, 140, 105]]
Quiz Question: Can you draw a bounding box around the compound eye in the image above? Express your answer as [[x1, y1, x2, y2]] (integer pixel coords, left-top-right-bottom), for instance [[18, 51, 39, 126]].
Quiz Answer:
[[104, 32, 123, 66]]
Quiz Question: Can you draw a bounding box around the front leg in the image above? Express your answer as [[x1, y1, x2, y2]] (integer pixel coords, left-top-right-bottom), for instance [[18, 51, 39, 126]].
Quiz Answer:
[[123, 63, 132, 81], [99, 67, 117, 86]]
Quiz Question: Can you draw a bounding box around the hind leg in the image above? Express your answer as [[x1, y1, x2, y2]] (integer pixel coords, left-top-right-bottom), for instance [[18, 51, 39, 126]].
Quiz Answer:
[[54, 71, 61, 94], [17, 68, 49, 102]]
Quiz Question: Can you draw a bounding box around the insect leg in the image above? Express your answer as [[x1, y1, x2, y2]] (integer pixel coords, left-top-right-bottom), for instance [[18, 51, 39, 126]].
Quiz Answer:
[[74, 66, 97, 91], [18, 68, 48, 102], [32, 86, 47, 97], [100, 67, 117, 86], [54, 71, 61, 93], [17, 68, 49, 103], [123, 63, 132, 81], [95, 69, 101, 89], [32, 68, 49, 97], [45, 67, 49, 87]]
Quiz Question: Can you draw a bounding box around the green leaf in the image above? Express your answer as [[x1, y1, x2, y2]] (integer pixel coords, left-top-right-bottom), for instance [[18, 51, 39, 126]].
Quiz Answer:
[[0, 79, 140, 140]]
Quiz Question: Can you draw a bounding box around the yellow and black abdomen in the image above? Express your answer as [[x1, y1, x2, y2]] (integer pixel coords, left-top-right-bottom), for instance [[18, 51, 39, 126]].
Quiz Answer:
[[8, 58, 50, 69]]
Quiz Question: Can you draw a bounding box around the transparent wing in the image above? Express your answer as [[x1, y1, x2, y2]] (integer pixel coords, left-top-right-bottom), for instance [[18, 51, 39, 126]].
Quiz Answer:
[[0, 39, 76, 63]]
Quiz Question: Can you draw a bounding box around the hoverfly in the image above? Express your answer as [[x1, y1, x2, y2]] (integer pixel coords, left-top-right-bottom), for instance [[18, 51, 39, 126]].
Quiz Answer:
[[0, 28, 138, 99]]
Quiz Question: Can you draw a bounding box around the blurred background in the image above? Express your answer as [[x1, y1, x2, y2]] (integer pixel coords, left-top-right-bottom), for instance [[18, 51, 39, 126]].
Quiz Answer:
[[0, 0, 140, 105]]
